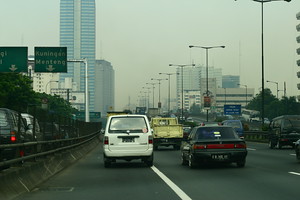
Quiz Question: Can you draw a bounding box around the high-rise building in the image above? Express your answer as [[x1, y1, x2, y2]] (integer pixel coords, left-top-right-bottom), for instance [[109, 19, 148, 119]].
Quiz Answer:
[[175, 65, 222, 110], [95, 60, 115, 115], [222, 75, 240, 88], [59, 0, 96, 111]]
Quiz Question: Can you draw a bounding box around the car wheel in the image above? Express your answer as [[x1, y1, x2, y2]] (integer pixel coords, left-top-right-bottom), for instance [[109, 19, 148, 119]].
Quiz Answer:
[[181, 153, 188, 166], [144, 154, 154, 167], [276, 141, 282, 149], [268, 140, 275, 149], [188, 154, 196, 169], [236, 159, 246, 168], [296, 147, 300, 161]]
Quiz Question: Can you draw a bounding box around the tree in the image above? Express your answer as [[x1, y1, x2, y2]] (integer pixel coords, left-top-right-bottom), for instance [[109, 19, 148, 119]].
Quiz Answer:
[[0, 73, 36, 112]]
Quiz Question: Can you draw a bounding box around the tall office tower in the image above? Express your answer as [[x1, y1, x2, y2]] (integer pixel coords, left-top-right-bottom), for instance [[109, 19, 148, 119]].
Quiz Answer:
[[222, 75, 240, 88], [59, 0, 96, 111], [95, 60, 115, 115]]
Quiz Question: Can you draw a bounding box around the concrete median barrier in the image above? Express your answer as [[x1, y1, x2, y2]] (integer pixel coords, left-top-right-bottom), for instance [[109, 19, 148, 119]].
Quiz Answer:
[[0, 138, 100, 200]]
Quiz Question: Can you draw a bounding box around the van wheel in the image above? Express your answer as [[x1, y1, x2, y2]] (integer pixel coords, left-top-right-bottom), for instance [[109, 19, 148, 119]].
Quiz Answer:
[[144, 154, 153, 167], [103, 155, 111, 168]]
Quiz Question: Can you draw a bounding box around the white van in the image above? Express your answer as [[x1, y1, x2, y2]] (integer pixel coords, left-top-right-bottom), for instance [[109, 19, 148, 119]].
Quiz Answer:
[[102, 114, 153, 168]]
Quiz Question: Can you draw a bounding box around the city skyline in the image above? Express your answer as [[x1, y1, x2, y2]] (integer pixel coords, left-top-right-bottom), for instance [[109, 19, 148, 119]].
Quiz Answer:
[[1, 0, 300, 110]]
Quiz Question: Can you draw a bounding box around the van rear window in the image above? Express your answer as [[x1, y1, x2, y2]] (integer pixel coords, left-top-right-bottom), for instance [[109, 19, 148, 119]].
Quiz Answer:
[[109, 117, 148, 133]]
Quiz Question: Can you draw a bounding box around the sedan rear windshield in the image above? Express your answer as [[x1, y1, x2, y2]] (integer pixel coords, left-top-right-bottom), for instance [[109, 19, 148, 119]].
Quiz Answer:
[[109, 117, 148, 133], [195, 127, 239, 140]]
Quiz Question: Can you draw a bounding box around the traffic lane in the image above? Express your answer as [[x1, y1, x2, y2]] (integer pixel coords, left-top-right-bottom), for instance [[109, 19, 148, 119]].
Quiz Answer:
[[155, 145, 300, 200], [15, 144, 181, 200]]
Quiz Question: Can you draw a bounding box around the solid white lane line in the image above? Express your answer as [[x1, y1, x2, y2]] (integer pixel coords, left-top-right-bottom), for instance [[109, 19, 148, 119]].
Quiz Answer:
[[290, 154, 296, 156], [289, 172, 300, 176], [151, 166, 192, 200]]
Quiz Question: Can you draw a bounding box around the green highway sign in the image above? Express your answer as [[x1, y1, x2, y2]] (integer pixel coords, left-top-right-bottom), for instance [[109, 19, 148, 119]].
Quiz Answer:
[[0, 47, 28, 72], [34, 47, 67, 72]]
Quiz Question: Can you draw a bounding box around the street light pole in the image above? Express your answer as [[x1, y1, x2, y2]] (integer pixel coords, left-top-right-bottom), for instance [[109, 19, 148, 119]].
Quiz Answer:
[[45, 80, 59, 95], [189, 45, 225, 122], [151, 78, 168, 109], [146, 82, 157, 108], [238, 84, 248, 107], [169, 64, 195, 121], [159, 72, 178, 114], [266, 80, 279, 98], [236, 0, 291, 125]]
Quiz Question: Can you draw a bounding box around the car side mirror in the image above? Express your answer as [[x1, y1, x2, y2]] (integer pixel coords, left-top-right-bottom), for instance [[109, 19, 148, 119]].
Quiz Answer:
[[100, 128, 105, 134]]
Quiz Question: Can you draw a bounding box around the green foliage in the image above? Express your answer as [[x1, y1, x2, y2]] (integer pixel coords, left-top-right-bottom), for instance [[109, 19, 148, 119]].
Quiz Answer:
[[0, 73, 77, 119], [0, 73, 36, 112], [246, 88, 300, 120]]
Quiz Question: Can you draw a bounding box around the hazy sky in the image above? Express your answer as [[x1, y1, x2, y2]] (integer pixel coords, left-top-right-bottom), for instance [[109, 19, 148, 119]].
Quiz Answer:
[[1, 0, 300, 110]]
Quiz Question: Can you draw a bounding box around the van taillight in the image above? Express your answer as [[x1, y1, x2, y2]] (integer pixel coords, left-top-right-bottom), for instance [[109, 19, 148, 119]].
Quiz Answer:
[[104, 136, 109, 145], [148, 136, 153, 144], [10, 131, 16, 142]]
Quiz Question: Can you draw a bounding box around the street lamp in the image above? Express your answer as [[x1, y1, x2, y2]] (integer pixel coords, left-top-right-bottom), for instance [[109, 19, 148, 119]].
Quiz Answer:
[[189, 45, 225, 122], [266, 80, 279, 98], [238, 84, 248, 107], [151, 78, 168, 109], [159, 72, 178, 114], [235, 0, 291, 125], [146, 82, 157, 108], [45, 80, 59, 94], [169, 64, 195, 121]]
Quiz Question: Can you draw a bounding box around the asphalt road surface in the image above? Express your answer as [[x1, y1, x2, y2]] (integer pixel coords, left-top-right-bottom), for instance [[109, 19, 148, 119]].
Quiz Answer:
[[15, 142, 300, 200]]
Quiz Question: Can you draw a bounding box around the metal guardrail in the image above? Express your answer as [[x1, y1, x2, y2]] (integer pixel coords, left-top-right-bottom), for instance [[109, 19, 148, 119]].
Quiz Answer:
[[0, 131, 100, 167], [244, 131, 269, 142]]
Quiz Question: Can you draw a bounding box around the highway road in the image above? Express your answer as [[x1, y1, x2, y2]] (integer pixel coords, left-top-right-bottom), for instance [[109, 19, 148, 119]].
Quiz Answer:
[[15, 142, 300, 200]]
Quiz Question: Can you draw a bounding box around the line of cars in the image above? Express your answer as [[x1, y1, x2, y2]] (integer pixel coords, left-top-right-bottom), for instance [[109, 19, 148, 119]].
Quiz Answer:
[[0, 108, 65, 169], [101, 114, 247, 168]]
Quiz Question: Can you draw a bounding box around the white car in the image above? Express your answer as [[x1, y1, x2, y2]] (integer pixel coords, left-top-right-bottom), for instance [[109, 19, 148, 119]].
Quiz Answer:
[[103, 114, 153, 168]]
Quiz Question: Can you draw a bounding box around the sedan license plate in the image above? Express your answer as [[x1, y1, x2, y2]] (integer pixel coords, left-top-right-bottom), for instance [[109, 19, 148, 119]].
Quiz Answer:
[[122, 138, 134, 143], [211, 154, 228, 160]]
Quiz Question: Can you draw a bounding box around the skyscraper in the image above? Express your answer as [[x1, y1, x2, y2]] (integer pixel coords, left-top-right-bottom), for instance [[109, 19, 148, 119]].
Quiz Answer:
[[59, 0, 96, 111]]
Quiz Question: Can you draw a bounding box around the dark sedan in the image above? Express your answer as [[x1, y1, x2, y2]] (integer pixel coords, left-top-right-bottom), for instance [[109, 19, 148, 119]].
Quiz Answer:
[[181, 125, 247, 168]]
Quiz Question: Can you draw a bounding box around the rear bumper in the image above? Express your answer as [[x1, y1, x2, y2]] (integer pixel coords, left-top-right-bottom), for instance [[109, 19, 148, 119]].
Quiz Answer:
[[192, 150, 247, 163], [103, 146, 153, 158]]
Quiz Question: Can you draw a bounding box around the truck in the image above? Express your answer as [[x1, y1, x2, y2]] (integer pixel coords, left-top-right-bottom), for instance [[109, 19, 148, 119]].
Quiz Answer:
[[150, 117, 183, 150], [147, 108, 159, 119]]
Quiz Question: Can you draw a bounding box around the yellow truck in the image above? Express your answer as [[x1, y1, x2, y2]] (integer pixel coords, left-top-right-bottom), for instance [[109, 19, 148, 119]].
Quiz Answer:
[[150, 117, 183, 150]]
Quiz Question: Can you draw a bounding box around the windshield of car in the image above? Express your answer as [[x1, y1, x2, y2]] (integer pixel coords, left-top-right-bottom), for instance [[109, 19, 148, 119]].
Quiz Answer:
[[195, 127, 239, 140], [285, 118, 300, 129], [225, 121, 242, 129], [109, 117, 148, 133]]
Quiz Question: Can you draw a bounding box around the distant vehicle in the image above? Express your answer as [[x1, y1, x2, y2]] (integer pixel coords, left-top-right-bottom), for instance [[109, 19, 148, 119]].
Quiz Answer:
[[102, 114, 153, 168], [199, 121, 221, 126], [21, 113, 42, 141], [0, 108, 31, 169], [39, 122, 60, 140], [186, 117, 194, 122], [222, 120, 244, 138], [241, 109, 260, 122], [147, 108, 159, 118], [268, 115, 300, 149], [183, 126, 192, 138], [135, 107, 146, 115], [181, 125, 247, 168], [151, 117, 183, 150]]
